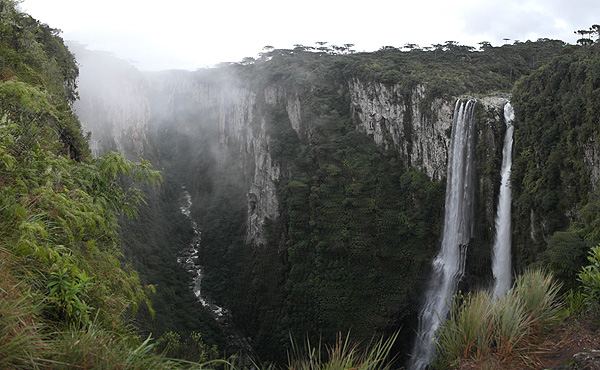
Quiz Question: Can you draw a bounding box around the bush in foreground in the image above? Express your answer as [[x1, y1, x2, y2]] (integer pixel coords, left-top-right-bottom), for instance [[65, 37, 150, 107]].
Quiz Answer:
[[434, 268, 563, 368], [283, 332, 397, 370]]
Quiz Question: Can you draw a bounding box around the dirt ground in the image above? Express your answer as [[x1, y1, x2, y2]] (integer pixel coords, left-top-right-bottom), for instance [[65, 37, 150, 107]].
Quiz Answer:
[[456, 316, 600, 370], [536, 316, 600, 369]]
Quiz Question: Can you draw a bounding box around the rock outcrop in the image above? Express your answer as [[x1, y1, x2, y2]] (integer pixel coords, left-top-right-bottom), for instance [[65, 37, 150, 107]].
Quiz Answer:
[[348, 78, 454, 181], [551, 350, 600, 370], [584, 139, 600, 190]]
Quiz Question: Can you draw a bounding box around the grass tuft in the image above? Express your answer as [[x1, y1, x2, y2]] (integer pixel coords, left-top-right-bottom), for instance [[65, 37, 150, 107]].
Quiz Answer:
[[51, 322, 213, 370], [436, 291, 494, 366], [434, 268, 563, 368], [0, 251, 50, 369], [512, 268, 563, 331], [0, 287, 48, 369], [493, 290, 533, 358], [286, 332, 397, 370]]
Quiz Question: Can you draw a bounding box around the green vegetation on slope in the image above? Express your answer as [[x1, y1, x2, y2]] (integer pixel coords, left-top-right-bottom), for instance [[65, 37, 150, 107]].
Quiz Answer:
[[172, 37, 570, 364], [0, 0, 84, 158], [511, 42, 600, 285], [236, 38, 565, 100], [0, 1, 211, 368]]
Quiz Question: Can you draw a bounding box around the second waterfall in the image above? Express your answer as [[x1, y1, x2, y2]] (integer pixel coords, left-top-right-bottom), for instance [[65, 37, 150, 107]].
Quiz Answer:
[[409, 99, 477, 370], [492, 102, 515, 296]]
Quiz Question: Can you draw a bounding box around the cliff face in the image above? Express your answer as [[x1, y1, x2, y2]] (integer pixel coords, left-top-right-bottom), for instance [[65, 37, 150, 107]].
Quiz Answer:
[[215, 84, 283, 246], [584, 140, 600, 190], [74, 56, 509, 248], [347, 78, 509, 287], [347, 78, 510, 185], [73, 47, 150, 159], [477, 95, 511, 225], [348, 78, 453, 181], [140, 71, 289, 246]]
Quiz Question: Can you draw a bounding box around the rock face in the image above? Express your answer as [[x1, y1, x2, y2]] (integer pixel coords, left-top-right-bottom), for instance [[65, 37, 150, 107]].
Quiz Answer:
[[74, 49, 509, 248], [143, 71, 286, 246], [348, 78, 454, 181], [219, 85, 283, 246], [584, 139, 600, 190], [73, 47, 150, 159], [551, 350, 600, 369], [347, 78, 511, 185], [476, 95, 511, 225]]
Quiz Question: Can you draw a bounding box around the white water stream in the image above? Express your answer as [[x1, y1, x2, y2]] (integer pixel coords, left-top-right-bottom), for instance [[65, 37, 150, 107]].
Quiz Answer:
[[176, 187, 254, 359], [177, 188, 227, 317], [409, 100, 477, 370], [492, 102, 515, 297]]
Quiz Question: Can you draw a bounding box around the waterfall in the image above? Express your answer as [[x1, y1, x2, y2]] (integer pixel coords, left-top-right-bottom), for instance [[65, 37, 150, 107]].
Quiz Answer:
[[492, 102, 515, 297], [409, 99, 477, 370]]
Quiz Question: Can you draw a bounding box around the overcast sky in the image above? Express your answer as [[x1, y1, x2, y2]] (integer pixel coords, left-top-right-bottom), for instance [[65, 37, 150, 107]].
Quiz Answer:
[[20, 0, 600, 71]]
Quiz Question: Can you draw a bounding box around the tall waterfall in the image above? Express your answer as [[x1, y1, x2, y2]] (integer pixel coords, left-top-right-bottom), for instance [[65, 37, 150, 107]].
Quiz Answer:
[[492, 102, 515, 297], [409, 99, 477, 370]]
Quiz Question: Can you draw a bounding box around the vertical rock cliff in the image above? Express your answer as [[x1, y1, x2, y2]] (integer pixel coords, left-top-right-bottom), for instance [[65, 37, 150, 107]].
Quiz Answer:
[[73, 49, 514, 366], [72, 45, 150, 159], [348, 78, 454, 181], [143, 72, 298, 246], [347, 77, 509, 284]]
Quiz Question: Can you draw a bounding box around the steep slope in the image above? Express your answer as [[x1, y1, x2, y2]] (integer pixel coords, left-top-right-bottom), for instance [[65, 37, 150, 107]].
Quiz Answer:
[[71, 44, 150, 159], [511, 42, 600, 286], [73, 41, 568, 365], [0, 2, 192, 368]]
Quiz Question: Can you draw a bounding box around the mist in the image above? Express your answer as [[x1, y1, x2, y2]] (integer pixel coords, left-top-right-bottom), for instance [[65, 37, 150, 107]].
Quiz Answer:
[[68, 37, 586, 366], [72, 44, 272, 357]]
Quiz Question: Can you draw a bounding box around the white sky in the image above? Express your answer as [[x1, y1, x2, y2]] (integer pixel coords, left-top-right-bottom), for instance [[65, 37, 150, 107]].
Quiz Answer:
[[20, 0, 600, 71]]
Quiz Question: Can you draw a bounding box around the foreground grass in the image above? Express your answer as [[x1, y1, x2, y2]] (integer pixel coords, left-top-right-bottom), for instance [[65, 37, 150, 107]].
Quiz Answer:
[[1, 249, 397, 370], [433, 268, 564, 369], [284, 333, 397, 370], [0, 248, 201, 370]]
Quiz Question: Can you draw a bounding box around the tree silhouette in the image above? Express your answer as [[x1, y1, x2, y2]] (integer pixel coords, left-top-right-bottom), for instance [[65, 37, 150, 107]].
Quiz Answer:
[[575, 29, 594, 46], [478, 41, 492, 50], [591, 24, 600, 41]]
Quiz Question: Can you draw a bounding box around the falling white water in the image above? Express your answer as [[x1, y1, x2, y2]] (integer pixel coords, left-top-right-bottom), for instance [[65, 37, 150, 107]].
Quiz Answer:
[[492, 102, 515, 297], [409, 100, 477, 370]]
